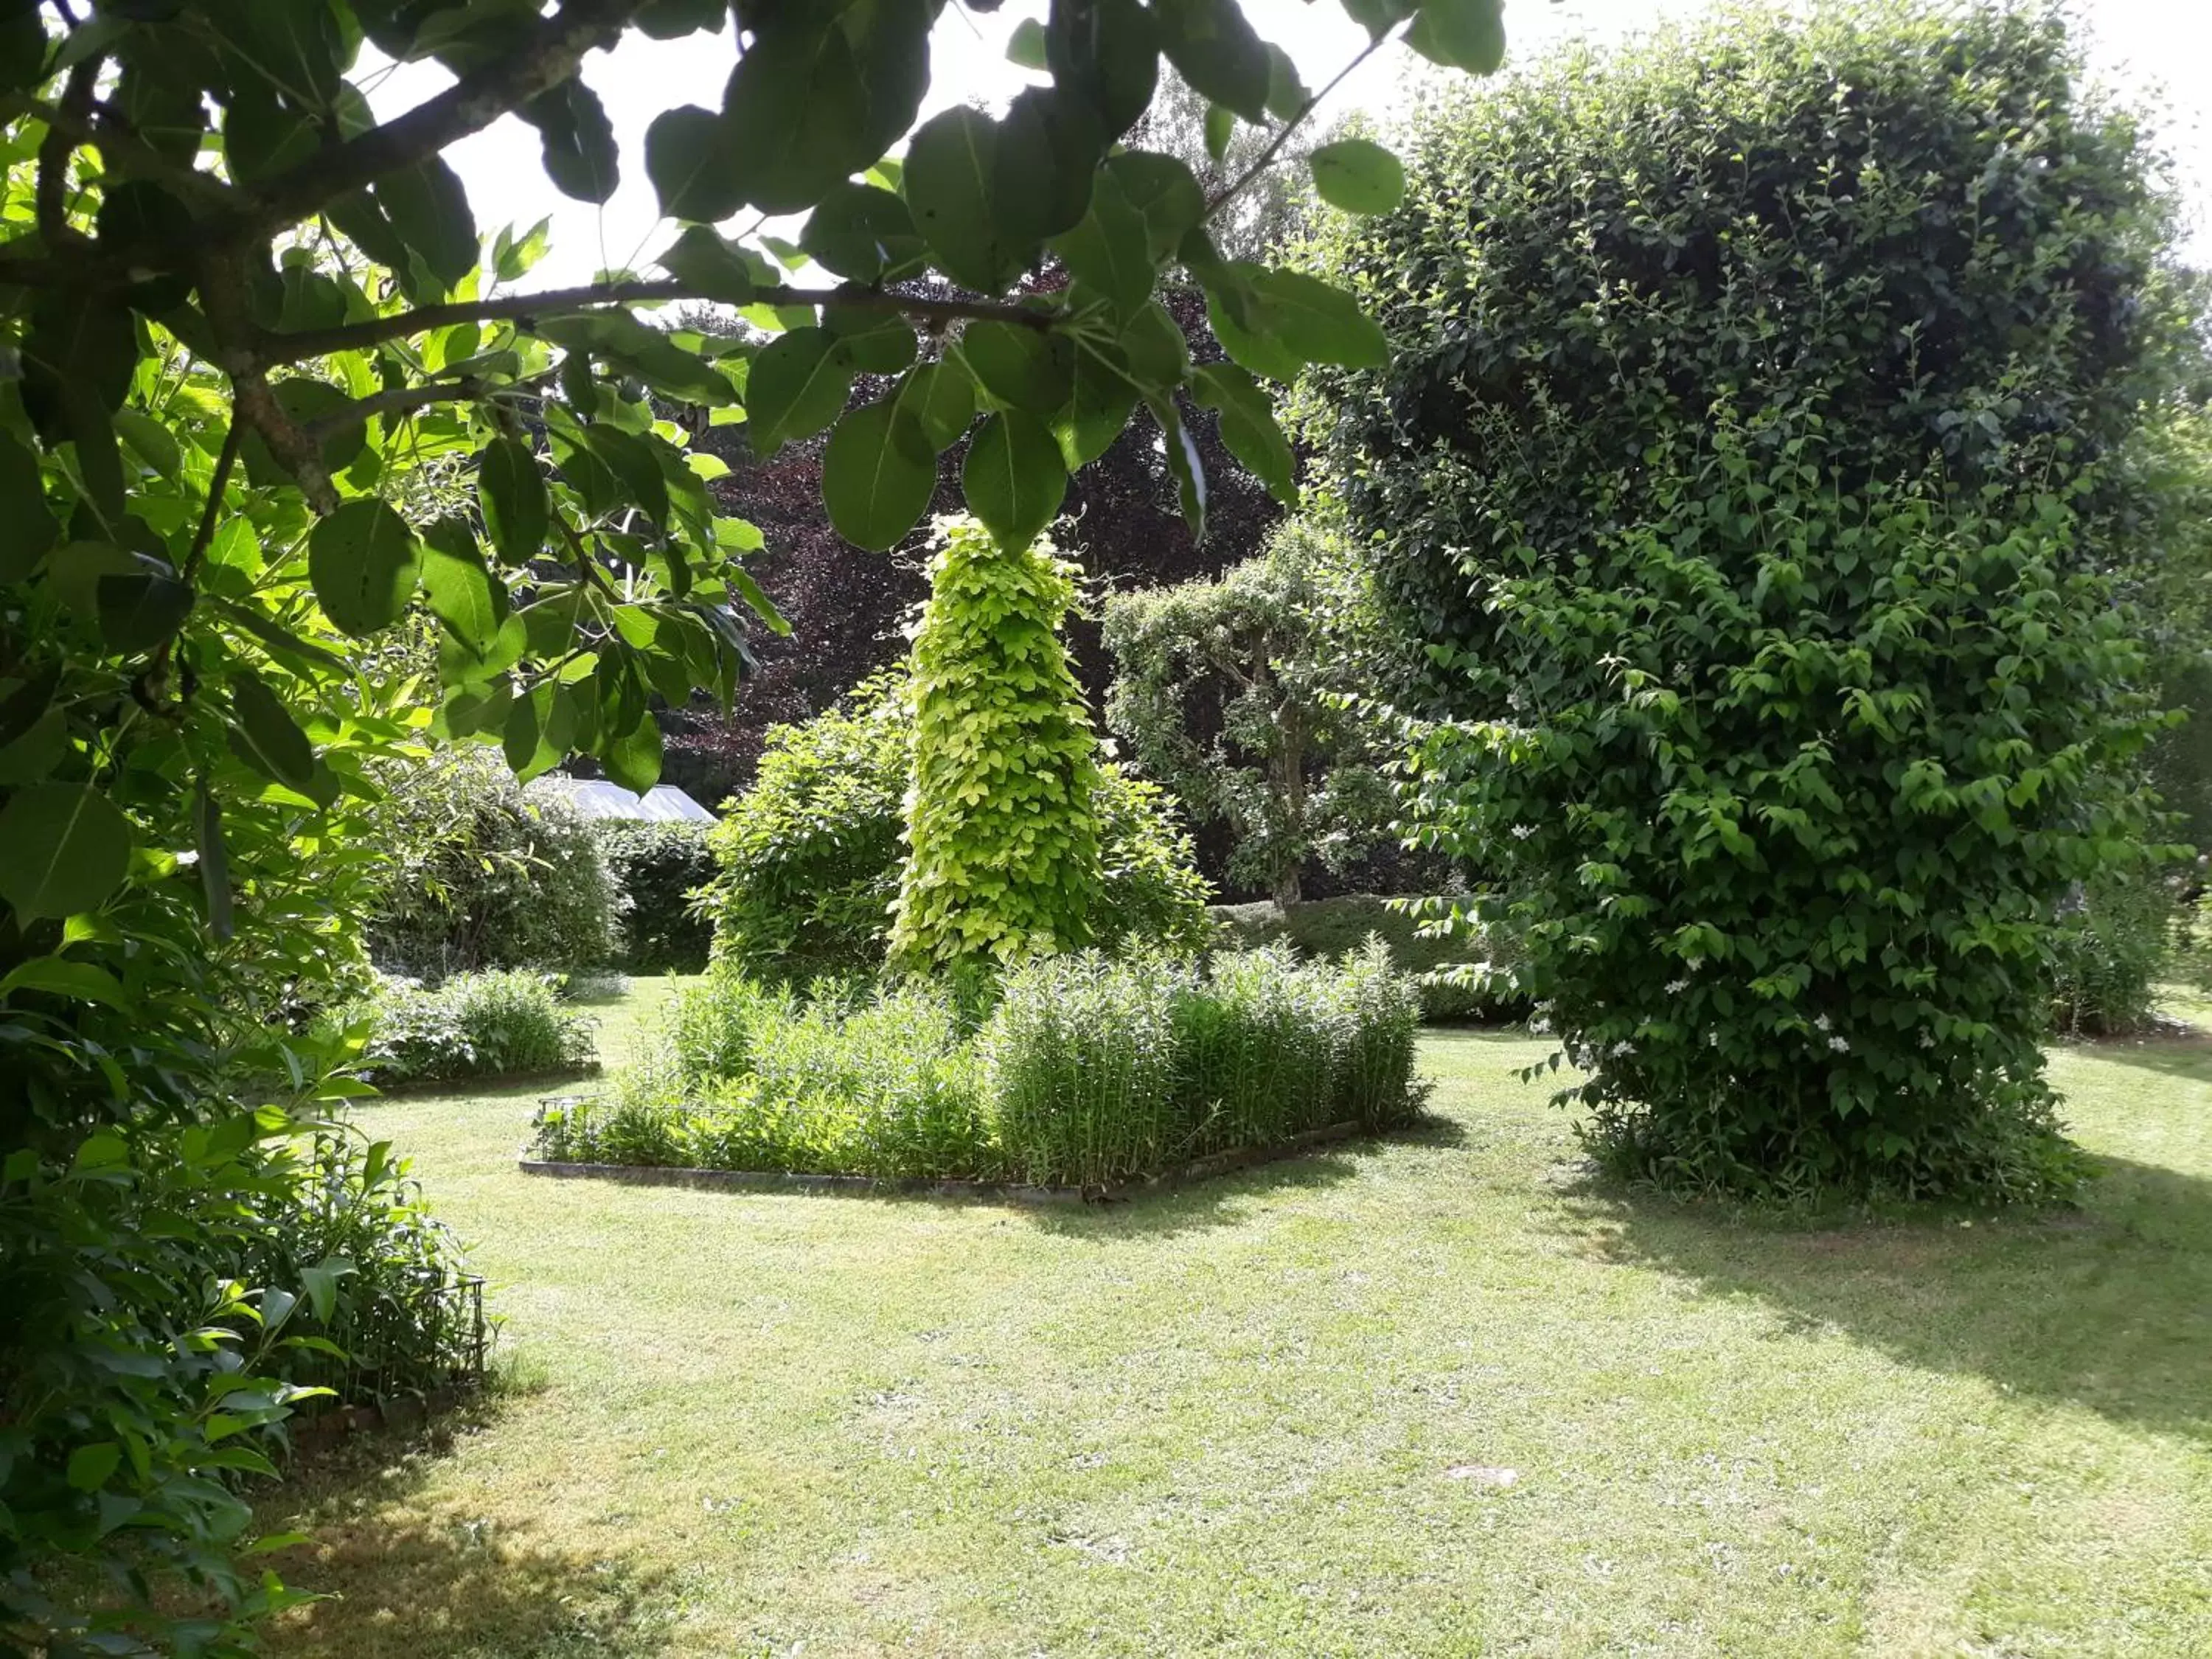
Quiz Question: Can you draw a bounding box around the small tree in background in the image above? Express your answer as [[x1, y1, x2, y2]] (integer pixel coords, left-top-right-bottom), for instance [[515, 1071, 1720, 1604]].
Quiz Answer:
[[1103, 518, 1397, 904], [894, 518, 1105, 969]]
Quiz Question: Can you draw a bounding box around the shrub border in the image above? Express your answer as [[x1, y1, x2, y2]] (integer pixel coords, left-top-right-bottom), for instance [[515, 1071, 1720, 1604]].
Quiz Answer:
[[516, 1118, 1370, 1204]]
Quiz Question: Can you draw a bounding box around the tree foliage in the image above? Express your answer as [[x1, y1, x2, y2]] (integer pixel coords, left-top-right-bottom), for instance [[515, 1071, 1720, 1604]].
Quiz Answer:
[[0, 0, 1507, 1644], [1103, 516, 1396, 902], [1324, 1, 2186, 1198]]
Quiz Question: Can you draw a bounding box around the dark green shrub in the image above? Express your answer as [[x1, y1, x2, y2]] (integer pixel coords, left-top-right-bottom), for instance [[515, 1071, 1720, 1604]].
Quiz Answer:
[[1402, 448, 2160, 1200], [700, 675, 1211, 984], [332, 970, 598, 1087], [894, 517, 1105, 969], [364, 748, 621, 978], [597, 820, 716, 974], [1320, 1, 2185, 1200], [1208, 893, 1528, 1022]]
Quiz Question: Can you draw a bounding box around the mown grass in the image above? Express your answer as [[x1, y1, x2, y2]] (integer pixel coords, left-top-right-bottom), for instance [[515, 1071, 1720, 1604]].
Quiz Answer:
[[262, 987, 2212, 1658]]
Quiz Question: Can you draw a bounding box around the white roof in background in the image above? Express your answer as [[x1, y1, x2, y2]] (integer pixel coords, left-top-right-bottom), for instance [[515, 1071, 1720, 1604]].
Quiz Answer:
[[527, 778, 717, 824]]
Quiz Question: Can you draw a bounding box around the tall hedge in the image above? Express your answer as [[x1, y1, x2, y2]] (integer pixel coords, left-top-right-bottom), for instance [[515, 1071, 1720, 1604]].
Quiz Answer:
[[596, 821, 716, 975], [1324, 1, 2183, 1199]]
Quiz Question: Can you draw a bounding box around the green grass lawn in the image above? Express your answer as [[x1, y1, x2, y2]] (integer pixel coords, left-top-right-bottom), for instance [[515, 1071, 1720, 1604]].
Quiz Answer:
[[262, 983, 2212, 1658]]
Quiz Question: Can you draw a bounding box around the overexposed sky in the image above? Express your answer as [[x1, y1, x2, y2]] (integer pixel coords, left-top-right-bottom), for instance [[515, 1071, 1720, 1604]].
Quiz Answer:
[[369, 0, 2212, 288]]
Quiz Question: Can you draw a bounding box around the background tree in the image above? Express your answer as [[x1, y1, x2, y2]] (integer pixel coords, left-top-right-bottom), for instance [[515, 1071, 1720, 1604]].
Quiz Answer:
[[1103, 515, 1397, 903]]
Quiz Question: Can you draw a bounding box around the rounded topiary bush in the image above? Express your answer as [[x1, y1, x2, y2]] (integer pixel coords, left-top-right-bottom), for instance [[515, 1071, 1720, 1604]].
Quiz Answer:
[[1319, 0, 2185, 1201]]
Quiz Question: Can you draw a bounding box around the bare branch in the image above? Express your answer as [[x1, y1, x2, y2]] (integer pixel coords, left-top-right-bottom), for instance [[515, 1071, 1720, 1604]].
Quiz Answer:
[[1205, 25, 1403, 222], [182, 417, 244, 581], [0, 91, 238, 214], [254, 279, 1056, 364], [231, 0, 649, 237]]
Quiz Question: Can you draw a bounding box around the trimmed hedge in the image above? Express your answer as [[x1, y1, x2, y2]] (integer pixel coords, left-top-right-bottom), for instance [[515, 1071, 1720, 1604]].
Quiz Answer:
[[597, 821, 715, 974], [1208, 894, 1527, 1023], [529, 945, 1424, 1189]]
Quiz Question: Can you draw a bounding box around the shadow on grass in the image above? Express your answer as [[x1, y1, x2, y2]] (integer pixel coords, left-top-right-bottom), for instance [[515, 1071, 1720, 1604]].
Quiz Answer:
[[1549, 1152, 2212, 1444], [2071, 1032, 2212, 1086], [260, 1400, 681, 1659]]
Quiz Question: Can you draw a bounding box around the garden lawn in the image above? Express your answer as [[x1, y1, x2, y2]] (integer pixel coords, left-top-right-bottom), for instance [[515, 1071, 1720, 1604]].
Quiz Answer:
[[263, 986, 2212, 1658]]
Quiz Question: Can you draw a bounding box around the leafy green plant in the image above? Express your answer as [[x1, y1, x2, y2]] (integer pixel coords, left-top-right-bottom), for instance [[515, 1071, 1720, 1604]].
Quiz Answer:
[[894, 517, 1105, 969], [2049, 870, 2178, 1038], [702, 670, 1211, 983], [363, 748, 622, 979], [595, 820, 715, 975], [330, 970, 598, 1088], [1208, 894, 1525, 1022]]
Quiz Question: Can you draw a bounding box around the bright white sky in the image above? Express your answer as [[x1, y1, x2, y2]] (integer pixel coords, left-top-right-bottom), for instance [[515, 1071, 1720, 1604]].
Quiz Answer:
[[371, 0, 2212, 288]]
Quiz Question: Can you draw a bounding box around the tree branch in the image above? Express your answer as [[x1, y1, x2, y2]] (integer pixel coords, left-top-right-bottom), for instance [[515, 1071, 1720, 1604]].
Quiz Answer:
[[254, 279, 1056, 364], [230, 0, 648, 237], [1, 91, 238, 215], [35, 59, 101, 247], [296, 369, 558, 440], [182, 417, 244, 582], [1205, 25, 1404, 221]]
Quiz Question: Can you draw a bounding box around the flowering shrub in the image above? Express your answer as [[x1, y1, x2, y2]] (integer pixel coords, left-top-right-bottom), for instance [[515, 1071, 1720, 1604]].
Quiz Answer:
[[332, 970, 597, 1087]]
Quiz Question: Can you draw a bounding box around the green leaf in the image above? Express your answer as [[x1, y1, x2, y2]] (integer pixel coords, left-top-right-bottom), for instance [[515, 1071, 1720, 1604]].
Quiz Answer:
[[748, 327, 857, 451], [309, 498, 422, 637], [1051, 170, 1157, 314], [1251, 269, 1391, 369], [800, 183, 925, 285], [502, 681, 573, 782], [960, 322, 1075, 414], [582, 425, 672, 532], [661, 224, 765, 302], [299, 1257, 355, 1324], [646, 104, 742, 223], [0, 430, 60, 582], [962, 412, 1068, 554], [1, 959, 131, 1008], [1264, 44, 1310, 122], [1203, 102, 1235, 164], [1150, 394, 1208, 543], [0, 709, 67, 787], [905, 106, 1024, 295], [823, 307, 918, 375], [1006, 17, 1049, 69], [111, 407, 182, 481], [1046, 0, 1158, 139], [824, 398, 937, 553], [477, 437, 549, 564], [1408, 0, 1508, 74], [1156, 0, 1273, 122], [1054, 342, 1142, 470], [895, 360, 977, 453], [0, 784, 134, 922], [1105, 150, 1206, 262], [602, 712, 664, 794], [420, 524, 509, 655], [195, 779, 232, 941], [377, 157, 479, 295], [229, 670, 316, 790], [1193, 361, 1297, 506], [720, 18, 873, 215], [66, 1443, 122, 1492], [994, 86, 1105, 245], [96, 568, 193, 654], [524, 78, 620, 205], [1308, 138, 1406, 215]]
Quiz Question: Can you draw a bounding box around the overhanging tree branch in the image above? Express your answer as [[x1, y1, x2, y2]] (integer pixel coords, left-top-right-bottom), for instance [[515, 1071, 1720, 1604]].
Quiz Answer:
[[1, 91, 237, 214], [230, 0, 649, 237], [254, 279, 1056, 364], [1205, 25, 1404, 221]]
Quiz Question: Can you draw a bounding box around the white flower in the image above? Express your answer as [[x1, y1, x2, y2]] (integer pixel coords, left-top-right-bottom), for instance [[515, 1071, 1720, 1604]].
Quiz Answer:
[[1919, 1032, 1935, 1048], [1510, 824, 1536, 841], [1812, 1014, 1832, 1032], [1826, 1035, 1849, 1054], [1664, 978, 1688, 995]]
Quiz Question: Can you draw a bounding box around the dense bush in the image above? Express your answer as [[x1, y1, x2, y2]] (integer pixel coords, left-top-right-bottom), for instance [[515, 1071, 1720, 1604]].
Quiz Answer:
[[331, 971, 598, 1088], [700, 676, 1211, 983], [533, 946, 1424, 1189], [597, 821, 716, 975], [893, 518, 1105, 969], [1323, 2, 2185, 1200], [1209, 894, 1527, 1022], [364, 748, 622, 979]]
